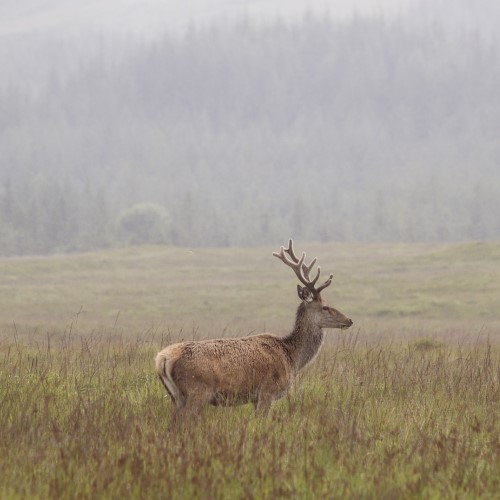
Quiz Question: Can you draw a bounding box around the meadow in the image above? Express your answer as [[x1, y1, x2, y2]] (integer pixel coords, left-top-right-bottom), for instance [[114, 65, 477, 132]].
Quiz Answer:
[[1, 242, 499, 498]]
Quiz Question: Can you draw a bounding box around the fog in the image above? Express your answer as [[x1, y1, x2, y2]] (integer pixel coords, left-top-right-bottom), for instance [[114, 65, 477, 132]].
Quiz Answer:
[[1, 0, 499, 254]]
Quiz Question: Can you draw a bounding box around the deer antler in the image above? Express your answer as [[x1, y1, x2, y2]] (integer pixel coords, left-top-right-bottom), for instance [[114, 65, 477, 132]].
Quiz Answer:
[[273, 239, 333, 298]]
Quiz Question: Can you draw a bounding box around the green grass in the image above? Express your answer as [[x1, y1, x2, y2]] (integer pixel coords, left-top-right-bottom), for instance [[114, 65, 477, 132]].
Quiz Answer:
[[1, 242, 500, 498]]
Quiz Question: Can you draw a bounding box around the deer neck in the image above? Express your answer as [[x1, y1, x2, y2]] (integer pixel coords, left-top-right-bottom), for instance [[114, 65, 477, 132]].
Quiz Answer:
[[284, 303, 324, 373]]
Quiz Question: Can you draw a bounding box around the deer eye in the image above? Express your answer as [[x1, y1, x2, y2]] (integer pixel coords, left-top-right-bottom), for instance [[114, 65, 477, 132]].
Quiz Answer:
[[322, 306, 329, 311]]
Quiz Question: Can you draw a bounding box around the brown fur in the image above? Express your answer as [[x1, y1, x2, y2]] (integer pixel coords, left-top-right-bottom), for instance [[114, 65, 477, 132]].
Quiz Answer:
[[157, 335, 293, 408]]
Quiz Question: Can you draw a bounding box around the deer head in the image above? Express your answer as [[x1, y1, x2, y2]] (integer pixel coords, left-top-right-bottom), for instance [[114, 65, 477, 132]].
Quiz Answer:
[[273, 239, 353, 329]]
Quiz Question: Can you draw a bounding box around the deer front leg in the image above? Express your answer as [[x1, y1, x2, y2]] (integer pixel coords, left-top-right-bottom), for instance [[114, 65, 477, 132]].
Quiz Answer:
[[254, 390, 274, 416]]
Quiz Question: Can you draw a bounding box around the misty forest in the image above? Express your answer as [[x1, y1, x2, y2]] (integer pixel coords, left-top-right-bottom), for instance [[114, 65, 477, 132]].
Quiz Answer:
[[1, 5, 500, 255]]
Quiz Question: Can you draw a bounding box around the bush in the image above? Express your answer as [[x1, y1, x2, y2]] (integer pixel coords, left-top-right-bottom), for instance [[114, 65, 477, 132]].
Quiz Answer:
[[117, 203, 170, 245]]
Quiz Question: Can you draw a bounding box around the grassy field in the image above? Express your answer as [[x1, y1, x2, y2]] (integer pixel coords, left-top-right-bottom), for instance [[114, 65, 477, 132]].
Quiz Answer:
[[1, 242, 499, 498]]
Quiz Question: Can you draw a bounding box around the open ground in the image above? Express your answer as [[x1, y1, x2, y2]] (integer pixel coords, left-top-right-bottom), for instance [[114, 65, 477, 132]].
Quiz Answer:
[[1, 242, 499, 497]]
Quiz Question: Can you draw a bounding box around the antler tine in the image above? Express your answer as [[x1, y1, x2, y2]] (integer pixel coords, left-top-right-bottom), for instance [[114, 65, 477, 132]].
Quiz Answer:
[[284, 239, 299, 262], [301, 258, 319, 283], [309, 265, 322, 287], [316, 273, 334, 294]]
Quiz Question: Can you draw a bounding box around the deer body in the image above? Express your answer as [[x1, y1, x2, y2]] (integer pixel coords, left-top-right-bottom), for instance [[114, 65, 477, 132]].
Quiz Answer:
[[156, 334, 294, 409], [156, 240, 352, 421]]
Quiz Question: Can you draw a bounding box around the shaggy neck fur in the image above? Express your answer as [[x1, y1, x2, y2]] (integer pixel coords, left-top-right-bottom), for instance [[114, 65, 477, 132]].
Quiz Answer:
[[284, 302, 324, 372]]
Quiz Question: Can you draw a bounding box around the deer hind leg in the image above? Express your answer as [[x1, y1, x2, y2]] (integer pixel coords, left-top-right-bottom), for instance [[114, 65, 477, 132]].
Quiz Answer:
[[158, 378, 188, 429], [168, 387, 212, 428], [168, 397, 187, 428]]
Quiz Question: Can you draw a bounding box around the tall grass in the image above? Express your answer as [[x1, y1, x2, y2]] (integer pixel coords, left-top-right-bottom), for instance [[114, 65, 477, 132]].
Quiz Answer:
[[1, 327, 499, 498]]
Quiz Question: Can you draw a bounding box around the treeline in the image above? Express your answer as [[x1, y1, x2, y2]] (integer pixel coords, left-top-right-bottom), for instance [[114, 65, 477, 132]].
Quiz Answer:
[[1, 15, 500, 254]]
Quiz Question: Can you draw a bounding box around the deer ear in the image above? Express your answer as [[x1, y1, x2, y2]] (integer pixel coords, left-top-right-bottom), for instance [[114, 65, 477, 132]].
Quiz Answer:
[[297, 285, 314, 303]]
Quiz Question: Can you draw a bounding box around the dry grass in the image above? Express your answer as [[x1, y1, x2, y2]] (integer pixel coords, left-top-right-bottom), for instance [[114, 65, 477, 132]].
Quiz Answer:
[[1, 327, 499, 498]]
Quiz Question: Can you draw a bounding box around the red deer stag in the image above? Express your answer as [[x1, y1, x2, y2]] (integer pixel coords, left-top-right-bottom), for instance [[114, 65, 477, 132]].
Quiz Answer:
[[155, 240, 352, 421]]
